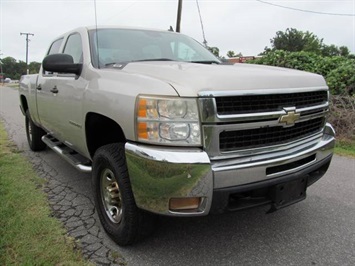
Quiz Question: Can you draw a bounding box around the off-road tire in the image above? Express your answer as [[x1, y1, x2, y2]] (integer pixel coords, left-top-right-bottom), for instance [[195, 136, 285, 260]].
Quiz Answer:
[[25, 109, 46, 151], [92, 143, 155, 246]]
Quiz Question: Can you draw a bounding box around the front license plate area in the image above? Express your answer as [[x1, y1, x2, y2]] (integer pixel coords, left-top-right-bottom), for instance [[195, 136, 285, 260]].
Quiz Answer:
[[268, 177, 307, 212]]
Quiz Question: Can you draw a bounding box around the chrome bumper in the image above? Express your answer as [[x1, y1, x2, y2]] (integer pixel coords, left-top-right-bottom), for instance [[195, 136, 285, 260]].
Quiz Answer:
[[212, 123, 335, 189], [125, 143, 213, 216], [125, 123, 335, 216]]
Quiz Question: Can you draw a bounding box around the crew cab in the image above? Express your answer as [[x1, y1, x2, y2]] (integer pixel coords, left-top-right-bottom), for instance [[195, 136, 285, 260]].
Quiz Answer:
[[19, 26, 335, 245]]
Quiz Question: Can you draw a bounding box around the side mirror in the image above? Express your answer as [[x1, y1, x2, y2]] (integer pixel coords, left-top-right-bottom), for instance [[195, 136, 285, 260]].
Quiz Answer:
[[42, 54, 82, 76]]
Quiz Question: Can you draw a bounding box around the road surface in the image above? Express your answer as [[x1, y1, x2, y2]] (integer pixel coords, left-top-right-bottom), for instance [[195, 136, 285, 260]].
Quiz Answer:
[[1, 85, 354, 265]]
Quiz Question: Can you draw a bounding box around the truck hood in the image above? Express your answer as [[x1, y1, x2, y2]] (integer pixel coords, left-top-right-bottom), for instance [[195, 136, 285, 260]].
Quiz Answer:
[[122, 62, 327, 97]]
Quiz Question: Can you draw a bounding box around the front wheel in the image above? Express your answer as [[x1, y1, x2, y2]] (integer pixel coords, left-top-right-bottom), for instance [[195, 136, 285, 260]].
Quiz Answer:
[[25, 110, 46, 151], [92, 143, 154, 246]]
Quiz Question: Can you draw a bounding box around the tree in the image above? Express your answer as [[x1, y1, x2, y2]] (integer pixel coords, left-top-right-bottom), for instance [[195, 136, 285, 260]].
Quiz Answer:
[[29, 61, 41, 74], [321, 44, 350, 57], [265, 28, 323, 54], [0, 56, 39, 80], [339, 46, 350, 57], [321, 44, 341, 57], [17, 61, 27, 78], [226, 50, 236, 58], [207, 46, 220, 58], [263, 28, 352, 58], [1, 57, 17, 79], [226, 51, 243, 58]]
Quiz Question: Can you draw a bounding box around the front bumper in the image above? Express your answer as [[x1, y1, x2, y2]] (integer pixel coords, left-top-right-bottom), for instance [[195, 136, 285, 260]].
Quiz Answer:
[[125, 123, 335, 216], [125, 144, 213, 216]]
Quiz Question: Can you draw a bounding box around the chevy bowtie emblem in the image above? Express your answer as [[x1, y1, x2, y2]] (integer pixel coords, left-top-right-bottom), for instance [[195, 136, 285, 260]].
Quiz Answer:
[[279, 110, 300, 126]]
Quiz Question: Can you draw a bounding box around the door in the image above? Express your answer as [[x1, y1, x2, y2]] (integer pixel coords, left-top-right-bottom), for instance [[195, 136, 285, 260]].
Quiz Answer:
[[36, 37, 64, 133], [37, 33, 87, 153]]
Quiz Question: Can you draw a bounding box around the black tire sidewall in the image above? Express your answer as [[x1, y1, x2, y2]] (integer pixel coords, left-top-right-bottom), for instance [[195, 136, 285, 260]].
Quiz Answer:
[[92, 143, 140, 245], [25, 110, 46, 151], [25, 111, 32, 148]]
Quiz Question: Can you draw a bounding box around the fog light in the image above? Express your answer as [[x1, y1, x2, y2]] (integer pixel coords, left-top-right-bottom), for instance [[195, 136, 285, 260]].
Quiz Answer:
[[169, 197, 201, 211]]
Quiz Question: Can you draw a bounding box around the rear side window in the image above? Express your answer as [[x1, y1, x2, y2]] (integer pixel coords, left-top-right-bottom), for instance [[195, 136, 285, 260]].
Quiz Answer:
[[63, 33, 83, 63], [48, 38, 63, 55]]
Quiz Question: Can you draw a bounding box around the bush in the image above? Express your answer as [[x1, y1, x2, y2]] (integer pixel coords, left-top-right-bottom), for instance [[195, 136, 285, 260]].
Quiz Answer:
[[249, 50, 355, 95], [251, 50, 322, 72], [328, 95, 355, 140], [326, 60, 355, 95]]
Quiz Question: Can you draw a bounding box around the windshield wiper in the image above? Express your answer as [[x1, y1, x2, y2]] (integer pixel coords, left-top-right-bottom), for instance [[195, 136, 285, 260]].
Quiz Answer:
[[132, 58, 175, 62], [104, 58, 175, 68], [104, 59, 219, 68], [104, 62, 125, 67], [189, 60, 220, 64], [105, 58, 222, 68]]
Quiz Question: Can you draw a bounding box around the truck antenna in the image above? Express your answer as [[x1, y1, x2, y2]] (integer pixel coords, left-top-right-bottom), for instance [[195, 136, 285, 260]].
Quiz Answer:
[[94, 0, 100, 69], [196, 0, 207, 47]]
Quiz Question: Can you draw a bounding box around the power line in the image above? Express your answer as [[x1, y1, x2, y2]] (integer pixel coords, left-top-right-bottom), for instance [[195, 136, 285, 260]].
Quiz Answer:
[[105, 1, 139, 23], [256, 0, 355, 17]]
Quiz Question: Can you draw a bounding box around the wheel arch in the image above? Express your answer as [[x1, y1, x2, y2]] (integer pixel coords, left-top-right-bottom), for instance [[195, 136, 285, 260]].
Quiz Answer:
[[85, 112, 127, 158], [20, 94, 29, 115]]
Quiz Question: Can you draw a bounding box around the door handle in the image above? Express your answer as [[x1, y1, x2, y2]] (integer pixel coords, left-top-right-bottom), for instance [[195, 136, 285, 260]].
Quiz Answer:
[[50, 86, 59, 94], [36, 84, 42, 90]]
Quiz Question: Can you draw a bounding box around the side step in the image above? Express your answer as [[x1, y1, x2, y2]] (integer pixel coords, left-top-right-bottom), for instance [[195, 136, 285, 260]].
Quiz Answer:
[[42, 134, 92, 173]]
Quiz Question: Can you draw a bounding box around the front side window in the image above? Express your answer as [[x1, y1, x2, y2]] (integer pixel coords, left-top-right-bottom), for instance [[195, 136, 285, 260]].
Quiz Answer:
[[63, 33, 83, 63], [48, 38, 63, 55]]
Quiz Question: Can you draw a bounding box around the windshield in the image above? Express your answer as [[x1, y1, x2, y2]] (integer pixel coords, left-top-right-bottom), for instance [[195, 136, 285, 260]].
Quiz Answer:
[[89, 28, 220, 68]]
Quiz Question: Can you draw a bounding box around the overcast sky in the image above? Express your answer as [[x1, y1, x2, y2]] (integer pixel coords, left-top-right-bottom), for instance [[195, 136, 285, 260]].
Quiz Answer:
[[1, 0, 354, 63]]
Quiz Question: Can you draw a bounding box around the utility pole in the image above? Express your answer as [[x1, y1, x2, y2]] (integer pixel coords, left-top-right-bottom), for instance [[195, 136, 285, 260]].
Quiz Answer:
[[176, 0, 183, 32], [20, 32, 34, 74], [0, 51, 3, 84]]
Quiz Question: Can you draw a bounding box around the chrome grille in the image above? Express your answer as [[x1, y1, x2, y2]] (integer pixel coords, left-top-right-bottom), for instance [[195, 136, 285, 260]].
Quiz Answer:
[[199, 88, 329, 159], [219, 117, 324, 152], [216, 91, 327, 115]]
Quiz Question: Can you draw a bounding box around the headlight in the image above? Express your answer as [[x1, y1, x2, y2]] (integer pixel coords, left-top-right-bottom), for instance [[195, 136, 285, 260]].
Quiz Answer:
[[136, 96, 201, 145]]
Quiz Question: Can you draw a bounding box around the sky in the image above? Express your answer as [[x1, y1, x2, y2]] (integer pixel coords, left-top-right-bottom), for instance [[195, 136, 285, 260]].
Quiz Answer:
[[0, 0, 354, 63]]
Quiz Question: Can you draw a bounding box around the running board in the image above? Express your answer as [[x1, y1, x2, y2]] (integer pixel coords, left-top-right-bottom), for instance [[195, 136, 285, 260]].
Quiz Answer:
[[42, 134, 92, 173]]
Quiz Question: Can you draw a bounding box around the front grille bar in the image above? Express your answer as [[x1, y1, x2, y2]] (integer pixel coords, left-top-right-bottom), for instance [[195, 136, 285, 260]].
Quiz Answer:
[[215, 91, 327, 115], [219, 117, 324, 152], [199, 88, 329, 158]]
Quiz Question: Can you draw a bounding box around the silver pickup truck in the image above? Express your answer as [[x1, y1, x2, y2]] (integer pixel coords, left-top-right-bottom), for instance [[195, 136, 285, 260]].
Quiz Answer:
[[19, 26, 335, 245]]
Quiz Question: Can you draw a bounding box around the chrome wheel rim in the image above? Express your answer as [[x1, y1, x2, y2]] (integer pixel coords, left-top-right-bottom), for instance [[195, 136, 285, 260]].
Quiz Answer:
[[100, 168, 122, 224]]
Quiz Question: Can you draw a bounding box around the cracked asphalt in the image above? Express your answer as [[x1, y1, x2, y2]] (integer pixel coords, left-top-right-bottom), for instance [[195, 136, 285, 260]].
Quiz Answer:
[[1, 85, 355, 266]]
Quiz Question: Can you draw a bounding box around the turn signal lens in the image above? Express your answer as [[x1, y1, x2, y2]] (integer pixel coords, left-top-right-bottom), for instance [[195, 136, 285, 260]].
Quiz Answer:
[[169, 197, 201, 211], [138, 99, 147, 118], [137, 122, 148, 139]]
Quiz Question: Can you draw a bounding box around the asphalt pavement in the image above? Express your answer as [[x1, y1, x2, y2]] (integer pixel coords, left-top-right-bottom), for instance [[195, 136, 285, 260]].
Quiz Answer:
[[1, 85, 354, 266]]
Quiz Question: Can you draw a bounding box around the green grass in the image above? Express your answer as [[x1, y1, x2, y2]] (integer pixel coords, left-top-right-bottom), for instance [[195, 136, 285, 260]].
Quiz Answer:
[[0, 122, 90, 265], [335, 139, 355, 158], [0, 83, 19, 89]]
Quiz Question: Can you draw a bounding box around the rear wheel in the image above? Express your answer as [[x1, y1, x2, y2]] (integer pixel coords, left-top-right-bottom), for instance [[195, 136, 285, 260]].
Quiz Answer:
[[92, 143, 155, 246], [25, 110, 46, 151]]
